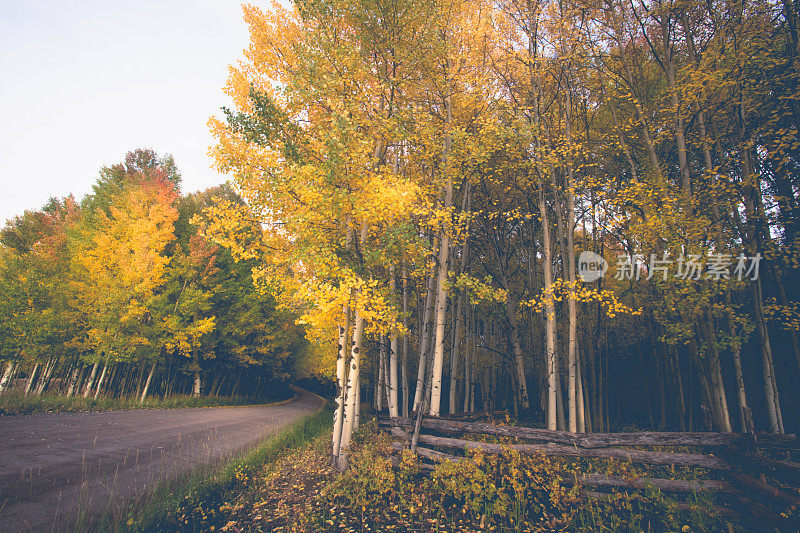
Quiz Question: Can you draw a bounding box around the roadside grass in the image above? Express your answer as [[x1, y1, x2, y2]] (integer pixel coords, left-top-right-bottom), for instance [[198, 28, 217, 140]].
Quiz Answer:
[[82, 400, 333, 532], [0, 389, 292, 416]]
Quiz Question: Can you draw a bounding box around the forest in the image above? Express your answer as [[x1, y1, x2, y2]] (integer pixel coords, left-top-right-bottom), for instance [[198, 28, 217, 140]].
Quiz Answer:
[[202, 0, 800, 464], [0, 149, 306, 405], [3, 0, 800, 528]]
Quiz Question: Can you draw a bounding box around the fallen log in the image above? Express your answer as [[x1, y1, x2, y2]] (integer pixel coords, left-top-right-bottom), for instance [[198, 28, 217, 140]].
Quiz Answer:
[[379, 417, 798, 450], [391, 441, 462, 463], [388, 443, 730, 494], [381, 417, 580, 445], [719, 446, 800, 485], [730, 471, 800, 509], [390, 426, 411, 440], [572, 473, 735, 494], [397, 432, 730, 470], [733, 494, 794, 529]]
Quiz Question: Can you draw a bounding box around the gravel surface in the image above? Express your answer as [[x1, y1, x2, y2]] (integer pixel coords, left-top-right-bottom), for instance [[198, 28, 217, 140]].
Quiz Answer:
[[0, 386, 324, 531]]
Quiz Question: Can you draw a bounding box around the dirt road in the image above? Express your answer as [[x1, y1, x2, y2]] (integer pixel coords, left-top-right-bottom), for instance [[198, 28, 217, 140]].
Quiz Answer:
[[0, 386, 324, 531]]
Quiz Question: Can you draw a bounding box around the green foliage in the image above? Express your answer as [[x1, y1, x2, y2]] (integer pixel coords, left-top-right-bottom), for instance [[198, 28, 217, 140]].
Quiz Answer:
[[0, 150, 306, 401], [430, 449, 581, 529], [325, 426, 398, 509], [0, 197, 78, 365]]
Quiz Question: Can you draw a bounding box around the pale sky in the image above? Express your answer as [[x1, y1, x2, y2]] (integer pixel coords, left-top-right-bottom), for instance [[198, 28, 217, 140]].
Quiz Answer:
[[0, 0, 263, 223]]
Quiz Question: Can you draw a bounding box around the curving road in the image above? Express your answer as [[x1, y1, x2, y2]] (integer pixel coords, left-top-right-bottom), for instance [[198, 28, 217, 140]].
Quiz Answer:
[[0, 386, 324, 532]]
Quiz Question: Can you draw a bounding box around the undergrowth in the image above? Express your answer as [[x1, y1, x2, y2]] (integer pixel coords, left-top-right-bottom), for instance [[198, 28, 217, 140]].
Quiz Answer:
[[0, 390, 292, 416], [169, 418, 739, 532]]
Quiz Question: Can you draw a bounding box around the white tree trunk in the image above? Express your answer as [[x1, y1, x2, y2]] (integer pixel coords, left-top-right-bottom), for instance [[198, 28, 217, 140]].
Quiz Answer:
[[25, 363, 40, 396], [556, 366, 566, 430], [567, 250, 578, 432], [401, 266, 410, 418], [139, 363, 157, 404], [332, 305, 351, 459], [387, 336, 400, 418], [33, 359, 50, 396], [413, 248, 438, 412], [464, 310, 474, 413], [388, 271, 400, 419], [66, 365, 81, 397], [563, 70, 580, 434], [40, 359, 56, 395], [193, 370, 201, 397], [428, 232, 450, 417], [354, 368, 361, 430], [576, 354, 586, 432], [463, 335, 472, 413], [376, 339, 386, 411], [83, 361, 99, 398], [539, 188, 558, 430], [713, 361, 733, 432], [93, 362, 108, 400], [0, 362, 14, 393], [469, 339, 476, 412], [338, 307, 365, 470], [428, 49, 454, 416]]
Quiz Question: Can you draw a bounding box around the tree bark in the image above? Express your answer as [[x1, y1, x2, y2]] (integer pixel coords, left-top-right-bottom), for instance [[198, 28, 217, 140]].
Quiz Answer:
[[0, 362, 15, 393], [139, 362, 157, 404], [401, 265, 410, 418], [34, 358, 54, 396], [193, 370, 201, 397], [413, 243, 438, 412], [82, 361, 99, 398], [338, 304, 365, 470], [66, 365, 82, 397], [539, 188, 558, 430], [504, 291, 531, 413], [376, 336, 386, 411], [388, 271, 400, 419], [463, 312, 473, 413], [448, 293, 462, 415], [93, 361, 108, 400], [753, 278, 784, 433], [428, 41, 454, 416], [564, 68, 579, 434], [332, 304, 351, 459]]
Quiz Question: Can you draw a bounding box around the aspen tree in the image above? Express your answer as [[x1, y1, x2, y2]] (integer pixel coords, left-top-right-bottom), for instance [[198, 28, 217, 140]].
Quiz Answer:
[[332, 304, 351, 458], [93, 361, 108, 400], [401, 266, 410, 417], [388, 271, 400, 418], [449, 293, 464, 414], [0, 362, 15, 393], [414, 249, 438, 412], [428, 12, 456, 415], [82, 362, 98, 398], [139, 362, 157, 404], [338, 306, 365, 470]]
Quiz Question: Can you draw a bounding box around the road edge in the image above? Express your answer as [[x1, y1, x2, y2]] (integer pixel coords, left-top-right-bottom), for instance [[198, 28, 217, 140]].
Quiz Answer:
[[98, 399, 333, 532]]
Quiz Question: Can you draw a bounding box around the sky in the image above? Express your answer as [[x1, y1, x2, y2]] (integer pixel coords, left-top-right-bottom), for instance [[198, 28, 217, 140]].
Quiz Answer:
[[0, 0, 264, 223]]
